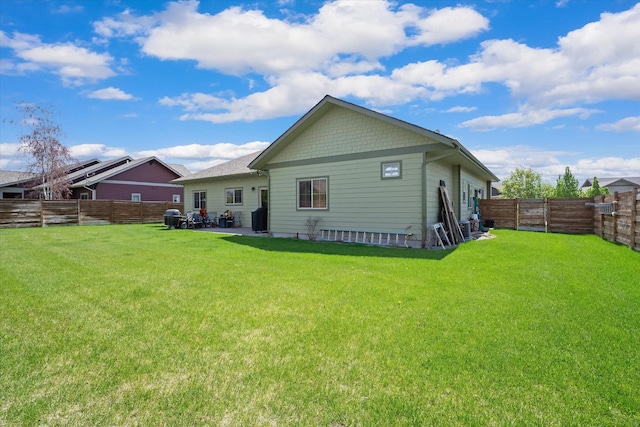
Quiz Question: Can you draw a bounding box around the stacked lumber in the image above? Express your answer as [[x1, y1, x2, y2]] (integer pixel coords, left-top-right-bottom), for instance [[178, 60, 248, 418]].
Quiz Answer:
[[439, 185, 464, 244]]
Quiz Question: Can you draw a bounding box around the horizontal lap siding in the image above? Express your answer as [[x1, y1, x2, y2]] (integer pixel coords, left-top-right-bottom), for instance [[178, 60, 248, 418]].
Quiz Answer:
[[426, 161, 453, 227], [182, 175, 268, 222], [270, 154, 424, 235]]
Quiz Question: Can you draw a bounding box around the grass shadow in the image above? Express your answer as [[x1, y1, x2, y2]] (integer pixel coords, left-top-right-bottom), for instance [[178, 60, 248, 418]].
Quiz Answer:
[[221, 234, 454, 260]]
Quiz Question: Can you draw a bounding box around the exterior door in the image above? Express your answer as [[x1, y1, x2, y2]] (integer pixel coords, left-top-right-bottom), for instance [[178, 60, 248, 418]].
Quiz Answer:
[[260, 188, 268, 209]]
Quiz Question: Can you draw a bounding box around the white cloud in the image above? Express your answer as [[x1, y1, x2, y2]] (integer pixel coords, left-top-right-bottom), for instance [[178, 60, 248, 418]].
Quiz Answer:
[[53, 5, 84, 14], [596, 116, 640, 132], [93, 1, 639, 131], [69, 144, 127, 158], [470, 145, 640, 183], [95, 1, 488, 78], [0, 30, 115, 85], [406, 6, 489, 46], [135, 141, 270, 162], [87, 87, 135, 100], [445, 106, 477, 113], [459, 107, 601, 131]]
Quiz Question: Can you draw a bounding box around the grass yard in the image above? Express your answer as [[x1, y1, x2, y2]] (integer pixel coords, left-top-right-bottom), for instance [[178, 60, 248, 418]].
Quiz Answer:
[[1, 225, 639, 426]]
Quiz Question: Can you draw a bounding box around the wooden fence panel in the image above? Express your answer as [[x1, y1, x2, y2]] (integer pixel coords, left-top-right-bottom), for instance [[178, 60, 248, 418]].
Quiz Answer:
[[41, 200, 78, 226], [518, 199, 545, 231], [548, 197, 594, 234], [79, 200, 113, 225], [0, 199, 183, 228], [0, 200, 42, 228], [141, 202, 175, 224], [478, 199, 517, 229]]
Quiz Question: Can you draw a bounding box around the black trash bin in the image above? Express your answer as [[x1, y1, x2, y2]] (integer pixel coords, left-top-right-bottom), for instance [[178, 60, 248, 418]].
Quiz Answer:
[[252, 207, 267, 232], [164, 209, 183, 229]]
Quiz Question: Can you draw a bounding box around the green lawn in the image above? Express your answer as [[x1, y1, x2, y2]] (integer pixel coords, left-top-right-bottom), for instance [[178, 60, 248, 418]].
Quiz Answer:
[[1, 225, 639, 426]]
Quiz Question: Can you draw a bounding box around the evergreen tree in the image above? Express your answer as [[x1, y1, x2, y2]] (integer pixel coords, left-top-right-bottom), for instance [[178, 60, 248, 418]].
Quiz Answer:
[[585, 176, 610, 197]]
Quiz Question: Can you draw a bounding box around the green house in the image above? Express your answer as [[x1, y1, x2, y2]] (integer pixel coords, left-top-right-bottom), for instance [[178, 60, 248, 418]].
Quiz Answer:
[[249, 96, 498, 247]]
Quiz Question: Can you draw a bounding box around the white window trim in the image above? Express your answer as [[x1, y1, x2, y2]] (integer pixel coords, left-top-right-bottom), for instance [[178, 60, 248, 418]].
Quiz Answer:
[[297, 177, 328, 210], [225, 188, 243, 205], [131, 193, 141, 202]]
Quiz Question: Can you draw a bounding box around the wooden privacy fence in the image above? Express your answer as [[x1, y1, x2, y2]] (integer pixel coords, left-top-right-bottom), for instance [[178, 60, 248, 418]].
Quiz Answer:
[[479, 188, 640, 251], [0, 199, 182, 228]]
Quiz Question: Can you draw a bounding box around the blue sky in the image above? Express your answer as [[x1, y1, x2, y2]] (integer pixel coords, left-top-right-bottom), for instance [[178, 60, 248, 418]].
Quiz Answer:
[[1, 0, 639, 184]]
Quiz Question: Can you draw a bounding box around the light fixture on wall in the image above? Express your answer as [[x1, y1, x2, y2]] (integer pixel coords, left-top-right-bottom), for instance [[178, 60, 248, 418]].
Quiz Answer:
[[251, 187, 256, 191]]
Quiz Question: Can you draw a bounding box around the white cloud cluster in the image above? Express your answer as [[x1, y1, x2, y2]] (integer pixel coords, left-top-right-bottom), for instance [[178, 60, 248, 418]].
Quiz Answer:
[[87, 87, 135, 100], [0, 30, 115, 86], [471, 145, 640, 183], [91, 0, 639, 131], [94, 0, 490, 120]]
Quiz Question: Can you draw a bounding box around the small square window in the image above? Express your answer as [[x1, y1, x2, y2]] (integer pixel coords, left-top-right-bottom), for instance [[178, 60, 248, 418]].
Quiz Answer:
[[131, 193, 141, 202], [381, 161, 402, 179]]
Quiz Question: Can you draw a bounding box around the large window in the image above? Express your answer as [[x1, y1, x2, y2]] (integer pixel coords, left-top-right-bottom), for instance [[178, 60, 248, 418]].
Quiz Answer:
[[297, 177, 327, 209], [193, 191, 206, 209], [226, 188, 242, 205]]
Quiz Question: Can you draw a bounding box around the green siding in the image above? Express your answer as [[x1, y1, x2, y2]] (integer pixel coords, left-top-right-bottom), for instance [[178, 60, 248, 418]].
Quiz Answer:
[[425, 160, 454, 228], [269, 107, 439, 164], [182, 174, 267, 224], [269, 153, 424, 236]]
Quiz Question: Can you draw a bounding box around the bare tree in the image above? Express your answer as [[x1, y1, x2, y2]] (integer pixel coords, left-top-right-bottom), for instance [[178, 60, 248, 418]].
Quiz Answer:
[[12, 103, 75, 199]]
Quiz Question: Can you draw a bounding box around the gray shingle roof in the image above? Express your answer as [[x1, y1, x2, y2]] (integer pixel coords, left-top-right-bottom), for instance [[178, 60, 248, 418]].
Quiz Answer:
[[581, 177, 640, 188], [0, 170, 37, 186], [173, 151, 263, 183]]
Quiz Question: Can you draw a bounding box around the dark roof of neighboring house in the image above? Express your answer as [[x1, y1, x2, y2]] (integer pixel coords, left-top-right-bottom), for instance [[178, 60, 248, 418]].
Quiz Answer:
[[173, 151, 263, 183], [70, 156, 185, 188], [0, 170, 37, 187], [249, 95, 499, 182], [581, 177, 640, 188]]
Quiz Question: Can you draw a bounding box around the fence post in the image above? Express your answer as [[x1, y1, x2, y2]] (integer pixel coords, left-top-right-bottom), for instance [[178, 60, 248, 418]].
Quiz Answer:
[[515, 198, 520, 231], [77, 199, 81, 226], [599, 195, 605, 238], [630, 188, 637, 250], [40, 199, 44, 227], [544, 198, 549, 233], [613, 192, 619, 244]]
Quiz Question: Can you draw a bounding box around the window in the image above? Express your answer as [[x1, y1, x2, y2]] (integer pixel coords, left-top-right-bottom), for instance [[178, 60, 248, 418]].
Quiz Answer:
[[80, 193, 89, 200], [173, 194, 180, 203], [193, 191, 206, 209], [381, 161, 402, 179], [467, 184, 473, 208], [131, 193, 141, 202], [226, 188, 242, 205], [297, 177, 327, 209]]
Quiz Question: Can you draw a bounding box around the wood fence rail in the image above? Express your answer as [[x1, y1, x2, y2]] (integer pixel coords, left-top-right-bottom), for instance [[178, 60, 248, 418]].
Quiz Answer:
[[0, 199, 182, 228], [479, 188, 640, 251]]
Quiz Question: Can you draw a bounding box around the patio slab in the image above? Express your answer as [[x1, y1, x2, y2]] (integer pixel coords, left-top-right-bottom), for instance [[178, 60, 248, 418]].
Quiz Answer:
[[194, 226, 270, 237]]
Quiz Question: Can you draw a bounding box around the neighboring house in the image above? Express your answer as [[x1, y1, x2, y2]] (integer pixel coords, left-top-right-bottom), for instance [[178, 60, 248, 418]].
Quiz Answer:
[[581, 177, 640, 193], [248, 95, 498, 247], [173, 151, 268, 225], [0, 170, 37, 198], [69, 156, 186, 202]]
